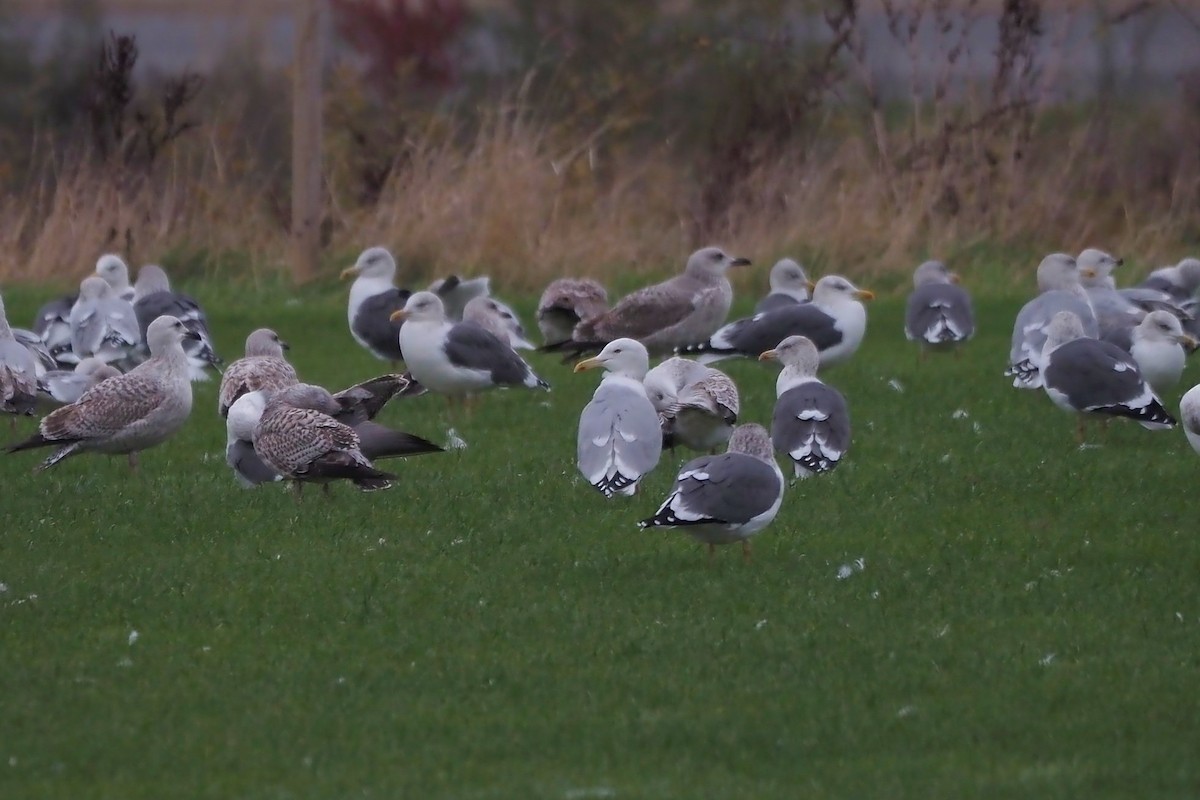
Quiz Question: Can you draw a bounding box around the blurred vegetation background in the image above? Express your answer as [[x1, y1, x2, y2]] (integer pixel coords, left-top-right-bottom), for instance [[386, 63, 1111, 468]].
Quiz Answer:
[[0, 0, 1197, 287]]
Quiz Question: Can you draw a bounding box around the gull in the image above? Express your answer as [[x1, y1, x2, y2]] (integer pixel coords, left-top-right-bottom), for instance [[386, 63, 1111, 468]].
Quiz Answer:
[[218, 328, 299, 417], [68, 276, 140, 366], [463, 296, 535, 350], [0, 291, 39, 424], [755, 258, 812, 313], [536, 278, 608, 346], [904, 260, 974, 356], [760, 335, 850, 478], [37, 358, 121, 406], [94, 254, 135, 302], [341, 246, 410, 366], [131, 264, 221, 380], [1007, 253, 1099, 389], [1122, 311, 1196, 396]]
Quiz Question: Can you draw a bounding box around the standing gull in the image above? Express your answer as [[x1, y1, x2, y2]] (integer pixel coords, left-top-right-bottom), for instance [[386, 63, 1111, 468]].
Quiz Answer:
[[463, 296, 535, 350], [6, 316, 198, 471], [536, 278, 608, 347], [391, 292, 549, 398], [679, 275, 873, 367], [38, 358, 121, 406], [341, 246, 410, 365], [31, 293, 75, 364], [1041, 311, 1175, 441], [761, 335, 851, 478], [638, 423, 784, 562], [1078, 248, 1146, 343], [0, 292, 39, 422], [1123, 311, 1196, 396], [574, 338, 662, 497], [1179, 384, 1200, 456], [904, 260, 975, 355], [755, 258, 812, 313], [131, 264, 221, 380], [1007, 253, 1099, 389], [95, 254, 135, 302], [549, 247, 751, 359], [68, 276, 140, 366], [218, 328, 299, 417], [428, 274, 492, 321]]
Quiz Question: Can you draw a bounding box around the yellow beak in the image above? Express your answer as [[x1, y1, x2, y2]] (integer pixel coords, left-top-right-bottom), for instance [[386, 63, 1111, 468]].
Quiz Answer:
[[803, 280, 816, 293], [573, 357, 603, 373], [855, 289, 875, 302], [389, 309, 407, 323], [1179, 334, 1199, 350], [758, 349, 778, 362], [949, 273, 961, 284], [340, 266, 360, 281], [1080, 268, 1097, 279]]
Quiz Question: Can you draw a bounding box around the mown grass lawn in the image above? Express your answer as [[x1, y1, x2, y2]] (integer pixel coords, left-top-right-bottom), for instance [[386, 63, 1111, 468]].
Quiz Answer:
[[1, 280, 1198, 799]]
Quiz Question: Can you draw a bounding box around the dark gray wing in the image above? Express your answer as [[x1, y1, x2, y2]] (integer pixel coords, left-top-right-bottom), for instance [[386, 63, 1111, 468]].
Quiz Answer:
[[1138, 275, 1190, 303], [332, 373, 416, 423], [686, 304, 843, 358], [1100, 326, 1133, 353], [646, 453, 782, 526], [32, 295, 75, 338], [352, 289, 410, 361], [905, 284, 974, 344], [772, 382, 850, 474], [754, 293, 804, 314], [227, 439, 281, 487], [444, 322, 542, 387], [353, 420, 443, 460], [1045, 338, 1174, 425]]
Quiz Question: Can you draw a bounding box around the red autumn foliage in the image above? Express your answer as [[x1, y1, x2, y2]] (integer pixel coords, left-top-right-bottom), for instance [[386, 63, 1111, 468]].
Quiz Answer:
[[330, 0, 466, 90]]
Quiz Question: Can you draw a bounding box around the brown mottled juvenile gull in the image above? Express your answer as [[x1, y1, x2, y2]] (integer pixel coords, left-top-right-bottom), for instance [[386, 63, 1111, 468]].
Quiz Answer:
[[218, 328, 299, 417], [638, 423, 784, 562], [643, 356, 708, 419], [251, 383, 397, 493], [463, 296, 535, 350], [0, 292, 39, 422], [1180, 384, 1200, 455], [1041, 311, 1175, 442], [132, 264, 221, 380], [536, 278, 608, 346], [755, 258, 812, 314], [341, 247, 411, 365], [68, 276, 140, 366], [680, 275, 873, 367], [1007, 253, 1099, 389], [574, 339, 662, 497], [37, 357, 121, 406], [391, 292, 549, 398], [904, 260, 974, 354], [649, 363, 739, 452], [6, 316, 197, 471], [549, 247, 751, 359], [761, 335, 851, 478], [95, 254, 135, 302]]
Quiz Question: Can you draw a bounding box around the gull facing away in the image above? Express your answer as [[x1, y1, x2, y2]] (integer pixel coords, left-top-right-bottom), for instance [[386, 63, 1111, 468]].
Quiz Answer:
[[574, 338, 662, 497], [37, 358, 121, 406], [1041, 311, 1175, 442], [31, 293, 75, 364], [341, 247, 411, 366], [0, 291, 39, 423], [679, 275, 873, 367], [755, 258, 812, 314], [1180, 384, 1200, 456], [12, 328, 57, 377], [761, 335, 851, 478], [659, 366, 739, 452], [68, 276, 140, 366], [6, 316, 198, 471], [463, 296, 535, 350], [547, 247, 751, 359], [428, 274, 492, 321], [1134, 257, 1200, 304], [536, 278, 608, 346], [391, 291, 549, 399], [131, 265, 221, 380], [1122, 311, 1197, 396], [95, 254, 136, 302], [1007, 253, 1099, 389], [218, 328, 299, 417], [638, 423, 784, 562], [904, 260, 974, 355]]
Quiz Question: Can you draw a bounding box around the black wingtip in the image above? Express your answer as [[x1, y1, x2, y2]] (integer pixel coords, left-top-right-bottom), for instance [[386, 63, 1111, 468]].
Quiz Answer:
[[538, 340, 604, 363]]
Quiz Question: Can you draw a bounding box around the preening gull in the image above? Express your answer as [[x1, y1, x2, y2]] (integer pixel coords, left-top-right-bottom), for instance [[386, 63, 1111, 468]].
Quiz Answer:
[[463, 296, 535, 350], [132, 264, 221, 380], [679, 275, 873, 367], [574, 338, 662, 497], [331, 372, 427, 421], [6, 316, 197, 471], [218, 328, 299, 417], [391, 291, 549, 397], [549, 247, 751, 359], [38, 358, 121, 406], [341, 246, 410, 365], [428, 274, 492, 321], [95, 254, 135, 302], [1007, 253, 1099, 389], [1180, 384, 1200, 455], [536, 278, 608, 346], [638, 423, 784, 562], [226, 390, 281, 487], [659, 366, 739, 452], [252, 383, 397, 493], [31, 293, 75, 364], [761, 335, 851, 478], [643, 356, 708, 443], [755, 258, 812, 313], [904, 260, 974, 353], [1041, 311, 1175, 441], [68, 276, 140, 366], [0, 292, 39, 421], [1135, 257, 1200, 304], [1124, 310, 1196, 395]]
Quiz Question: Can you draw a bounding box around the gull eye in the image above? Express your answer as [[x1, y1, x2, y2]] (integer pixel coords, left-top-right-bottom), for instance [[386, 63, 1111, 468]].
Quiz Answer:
[[710, 251, 724, 262]]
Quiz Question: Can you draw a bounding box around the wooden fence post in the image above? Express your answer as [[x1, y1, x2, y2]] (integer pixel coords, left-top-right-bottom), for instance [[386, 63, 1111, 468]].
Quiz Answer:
[[291, 0, 327, 283]]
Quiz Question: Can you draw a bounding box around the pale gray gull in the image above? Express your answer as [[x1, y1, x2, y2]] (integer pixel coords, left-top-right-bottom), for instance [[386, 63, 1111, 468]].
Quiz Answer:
[[218, 328, 299, 417], [31, 293, 75, 364], [427, 274, 491, 321], [761, 335, 851, 478], [463, 296, 535, 350], [12, 328, 57, 377], [1007, 253, 1099, 389], [1179, 384, 1200, 455], [679, 275, 873, 367], [391, 291, 549, 398], [131, 264, 221, 380], [37, 357, 121, 406], [904, 260, 974, 354], [68, 276, 140, 366], [1041, 311, 1174, 442], [6, 316, 197, 471], [755, 258, 812, 313], [0, 291, 39, 422], [1134, 258, 1200, 304], [549, 247, 751, 360], [536, 278, 608, 346], [95, 254, 135, 302], [1123, 310, 1196, 395], [574, 338, 662, 497], [638, 423, 784, 562]]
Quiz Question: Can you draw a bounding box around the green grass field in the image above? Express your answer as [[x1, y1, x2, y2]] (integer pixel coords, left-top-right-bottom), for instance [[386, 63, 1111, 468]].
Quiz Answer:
[[2, 282, 1199, 799]]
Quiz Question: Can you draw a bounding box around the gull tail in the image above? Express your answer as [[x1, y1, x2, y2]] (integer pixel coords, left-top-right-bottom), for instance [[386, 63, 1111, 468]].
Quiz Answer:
[[538, 340, 605, 364], [356, 421, 445, 460]]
